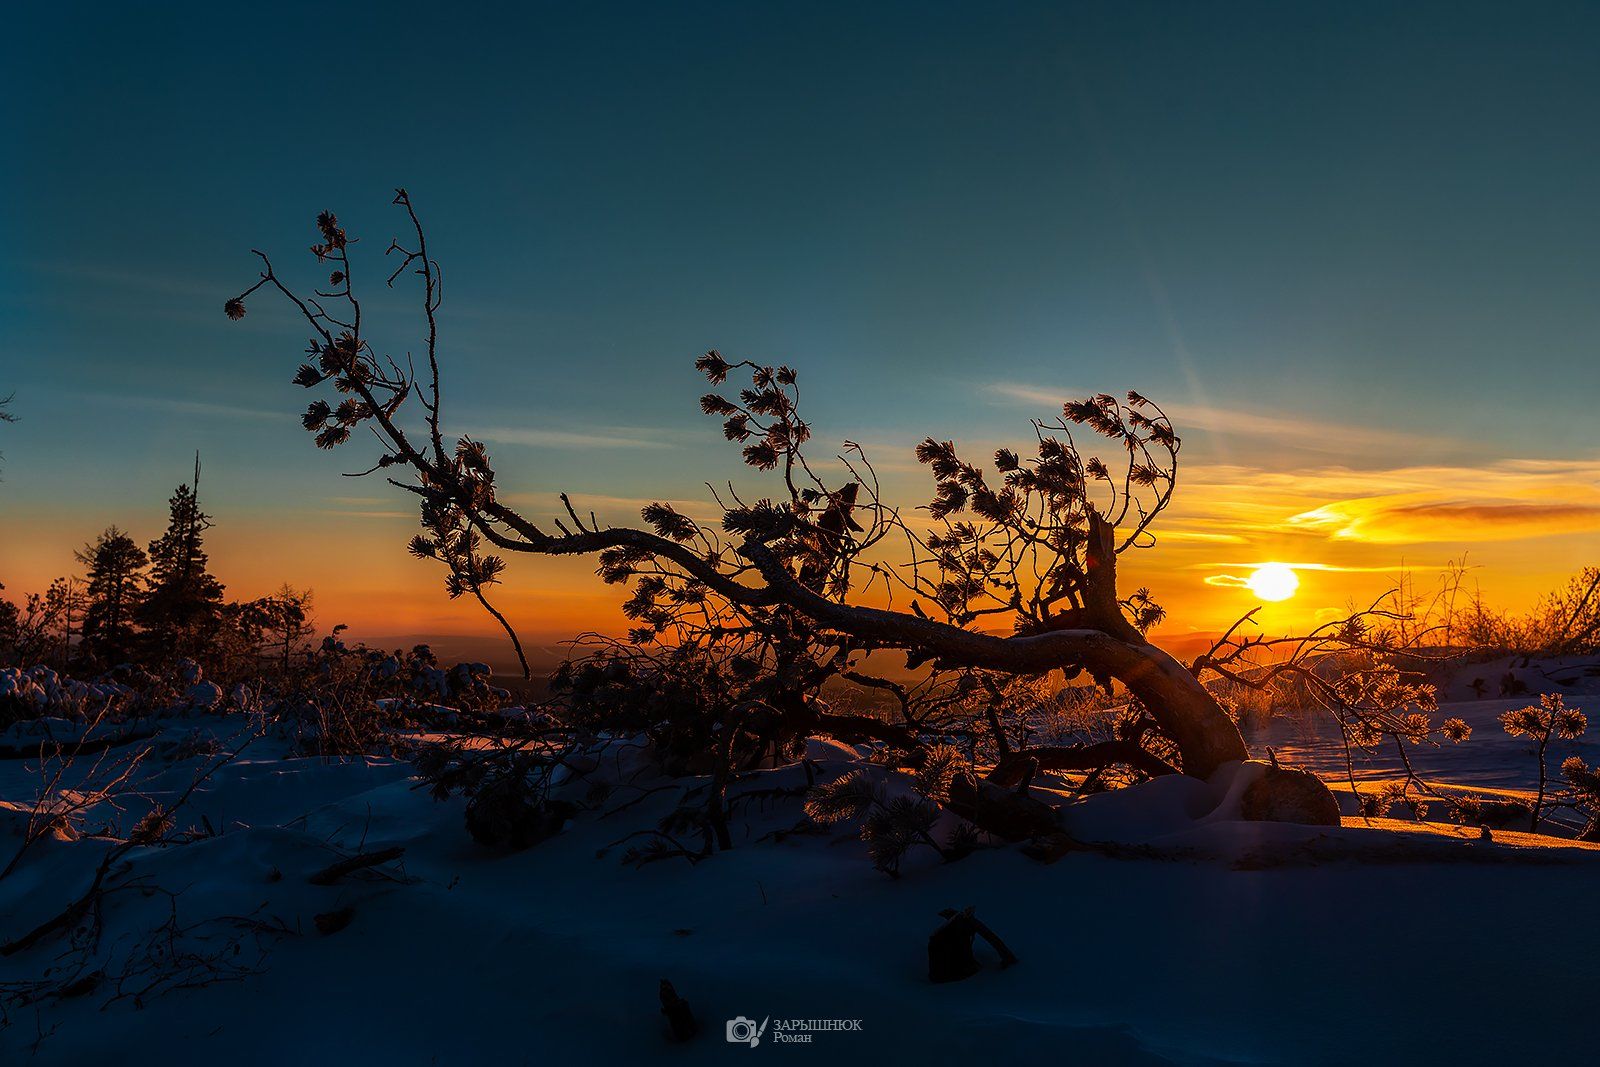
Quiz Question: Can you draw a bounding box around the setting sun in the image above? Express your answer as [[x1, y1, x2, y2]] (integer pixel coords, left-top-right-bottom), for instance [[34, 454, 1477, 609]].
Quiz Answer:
[[1246, 563, 1300, 602], [8, 7, 1600, 1063]]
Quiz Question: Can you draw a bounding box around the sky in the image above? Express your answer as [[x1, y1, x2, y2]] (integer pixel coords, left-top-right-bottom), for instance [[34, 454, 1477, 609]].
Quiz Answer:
[[3, 1, 1599, 664]]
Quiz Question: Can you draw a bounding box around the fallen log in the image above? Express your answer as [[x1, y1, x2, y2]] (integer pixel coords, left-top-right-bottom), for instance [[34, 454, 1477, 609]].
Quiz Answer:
[[307, 846, 406, 885], [946, 773, 1060, 841], [987, 740, 1178, 787], [0, 728, 160, 761]]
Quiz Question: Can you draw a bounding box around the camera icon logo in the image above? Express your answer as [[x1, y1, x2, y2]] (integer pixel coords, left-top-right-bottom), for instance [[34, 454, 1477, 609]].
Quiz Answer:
[[725, 1016, 769, 1047]]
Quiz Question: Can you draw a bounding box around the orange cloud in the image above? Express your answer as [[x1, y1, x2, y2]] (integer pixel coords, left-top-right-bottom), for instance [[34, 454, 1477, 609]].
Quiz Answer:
[[1291, 499, 1600, 543]]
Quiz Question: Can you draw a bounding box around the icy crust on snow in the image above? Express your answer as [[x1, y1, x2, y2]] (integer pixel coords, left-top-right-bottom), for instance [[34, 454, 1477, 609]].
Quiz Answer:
[[1057, 760, 1266, 844], [1244, 654, 1600, 831], [3, 721, 1598, 1065], [1058, 759, 1600, 863]]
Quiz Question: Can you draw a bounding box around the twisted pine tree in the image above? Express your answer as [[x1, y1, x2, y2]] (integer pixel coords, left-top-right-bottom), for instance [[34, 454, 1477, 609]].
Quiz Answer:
[[223, 194, 1460, 817]]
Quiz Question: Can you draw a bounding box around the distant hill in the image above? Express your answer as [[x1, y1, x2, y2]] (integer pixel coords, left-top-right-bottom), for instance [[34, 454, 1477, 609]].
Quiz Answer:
[[338, 627, 1231, 683], [338, 632, 576, 679]]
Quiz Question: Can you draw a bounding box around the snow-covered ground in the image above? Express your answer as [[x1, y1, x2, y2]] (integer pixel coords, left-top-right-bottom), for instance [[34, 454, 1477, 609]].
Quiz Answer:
[[1247, 654, 1600, 832], [2, 700, 1597, 1065]]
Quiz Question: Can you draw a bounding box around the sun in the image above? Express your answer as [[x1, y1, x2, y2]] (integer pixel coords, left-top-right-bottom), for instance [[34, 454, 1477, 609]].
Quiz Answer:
[[1246, 563, 1300, 602]]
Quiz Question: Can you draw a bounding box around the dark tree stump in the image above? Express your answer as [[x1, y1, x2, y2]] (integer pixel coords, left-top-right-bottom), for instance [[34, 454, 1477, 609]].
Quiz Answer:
[[928, 907, 1018, 983], [314, 907, 355, 936], [659, 979, 697, 1041], [946, 774, 1060, 841]]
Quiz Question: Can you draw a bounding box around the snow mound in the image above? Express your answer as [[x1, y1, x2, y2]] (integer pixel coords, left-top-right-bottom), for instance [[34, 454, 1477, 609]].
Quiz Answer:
[[3, 716, 1597, 1064]]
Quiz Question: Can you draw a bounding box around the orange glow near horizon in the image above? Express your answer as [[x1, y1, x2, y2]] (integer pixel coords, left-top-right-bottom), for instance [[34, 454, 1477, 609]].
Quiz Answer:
[[6, 444, 1595, 671], [5, 388, 1597, 670]]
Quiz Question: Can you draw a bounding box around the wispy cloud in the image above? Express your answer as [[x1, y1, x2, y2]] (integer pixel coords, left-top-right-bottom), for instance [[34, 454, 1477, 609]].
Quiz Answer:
[[986, 382, 1446, 454], [1148, 456, 1600, 548], [497, 492, 725, 524], [1197, 561, 1404, 573], [1291, 498, 1600, 543], [1202, 560, 1399, 589], [28, 261, 223, 301], [1272, 458, 1600, 544], [75, 392, 282, 422], [474, 426, 676, 450], [72, 391, 677, 451], [80, 394, 678, 452], [1152, 528, 1249, 545], [320, 509, 414, 520]]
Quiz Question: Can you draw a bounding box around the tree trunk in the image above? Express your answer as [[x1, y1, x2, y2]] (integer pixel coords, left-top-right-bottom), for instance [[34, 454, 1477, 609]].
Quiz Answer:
[[738, 518, 1250, 779], [493, 498, 1256, 778]]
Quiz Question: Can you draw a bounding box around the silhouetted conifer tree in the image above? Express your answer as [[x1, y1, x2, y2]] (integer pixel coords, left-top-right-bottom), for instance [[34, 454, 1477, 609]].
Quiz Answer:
[[270, 585, 313, 675], [0, 583, 20, 664], [240, 584, 314, 677], [75, 526, 148, 667], [137, 457, 225, 663], [42, 577, 86, 667]]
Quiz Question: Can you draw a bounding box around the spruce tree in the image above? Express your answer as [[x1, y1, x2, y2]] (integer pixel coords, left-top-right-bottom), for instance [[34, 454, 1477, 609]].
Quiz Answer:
[[138, 457, 225, 663], [75, 526, 148, 667]]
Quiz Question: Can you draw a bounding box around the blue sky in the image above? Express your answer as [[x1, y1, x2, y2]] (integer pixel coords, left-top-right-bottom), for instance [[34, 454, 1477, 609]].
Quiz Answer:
[[5, 1, 1600, 645]]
